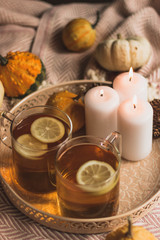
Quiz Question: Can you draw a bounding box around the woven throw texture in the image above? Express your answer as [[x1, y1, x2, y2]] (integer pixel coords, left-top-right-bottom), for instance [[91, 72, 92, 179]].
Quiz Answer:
[[0, 0, 160, 86]]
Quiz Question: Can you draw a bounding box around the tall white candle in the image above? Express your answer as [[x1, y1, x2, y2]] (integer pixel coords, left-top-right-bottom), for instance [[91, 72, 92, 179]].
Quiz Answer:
[[84, 86, 119, 138], [113, 67, 148, 103], [117, 96, 153, 161]]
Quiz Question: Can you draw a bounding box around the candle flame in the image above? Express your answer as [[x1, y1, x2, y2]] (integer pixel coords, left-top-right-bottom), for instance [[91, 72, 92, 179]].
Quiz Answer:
[[129, 67, 133, 81], [100, 89, 104, 97], [133, 95, 137, 109]]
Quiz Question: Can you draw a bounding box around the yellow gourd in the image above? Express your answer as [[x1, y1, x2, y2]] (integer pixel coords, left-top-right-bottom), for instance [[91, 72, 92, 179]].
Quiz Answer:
[[94, 34, 151, 71], [62, 12, 99, 52], [0, 51, 46, 98], [106, 217, 157, 240]]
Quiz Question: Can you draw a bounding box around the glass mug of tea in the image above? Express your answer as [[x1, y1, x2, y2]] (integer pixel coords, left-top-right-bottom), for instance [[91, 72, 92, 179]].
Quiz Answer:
[[0, 105, 72, 193], [51, 132, 121, 219]]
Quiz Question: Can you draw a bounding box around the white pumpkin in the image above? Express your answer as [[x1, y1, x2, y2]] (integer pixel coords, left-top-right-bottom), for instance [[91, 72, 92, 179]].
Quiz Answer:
[[0, 81, 4, 108], [94, 34, 151, 71]]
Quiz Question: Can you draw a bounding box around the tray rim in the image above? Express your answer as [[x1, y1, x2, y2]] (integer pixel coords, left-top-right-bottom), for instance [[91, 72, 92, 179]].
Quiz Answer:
[[1, 79, 160, 234]]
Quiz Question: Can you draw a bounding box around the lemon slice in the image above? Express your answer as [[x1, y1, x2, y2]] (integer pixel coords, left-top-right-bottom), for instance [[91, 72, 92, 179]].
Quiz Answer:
[[76, 160, 116, 195], [15, 134, 48, 159], [30, 117, 65, 143]]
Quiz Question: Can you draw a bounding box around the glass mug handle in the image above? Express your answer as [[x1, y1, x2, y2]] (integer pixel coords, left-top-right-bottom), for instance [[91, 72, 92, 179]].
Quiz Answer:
[[0, 110, 15, 149], [103, 131, 122, 156]]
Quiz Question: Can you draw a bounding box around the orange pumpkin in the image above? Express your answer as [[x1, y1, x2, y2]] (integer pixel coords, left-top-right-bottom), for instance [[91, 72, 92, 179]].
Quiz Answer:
[[0, 51, 46, 98], [106, 217, 157, 240], [46, 90, 85, 133]]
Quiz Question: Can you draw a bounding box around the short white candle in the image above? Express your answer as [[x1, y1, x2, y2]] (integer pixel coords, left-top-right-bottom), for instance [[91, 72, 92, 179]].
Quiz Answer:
[[84, 86, 119, 138], [117, 96, 153, 161], [113, 67, 148, 103]]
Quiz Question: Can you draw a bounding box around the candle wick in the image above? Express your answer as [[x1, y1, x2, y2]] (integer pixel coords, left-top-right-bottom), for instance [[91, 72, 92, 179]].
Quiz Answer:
[[133, 104, 136, 109], [100, 89, 104, 97], [129, 76, 132, 81]]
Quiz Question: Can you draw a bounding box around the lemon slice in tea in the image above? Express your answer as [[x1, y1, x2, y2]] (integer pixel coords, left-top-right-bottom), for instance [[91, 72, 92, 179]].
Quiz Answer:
[[15, 134, 48, 159], [76, 160, 116, 195], [30, 117, 65, 143]]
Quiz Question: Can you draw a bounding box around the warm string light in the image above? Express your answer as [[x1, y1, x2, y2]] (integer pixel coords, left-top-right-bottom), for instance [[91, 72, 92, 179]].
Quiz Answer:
[[129, 67, 133, 81], [133, 95, 137, 109]]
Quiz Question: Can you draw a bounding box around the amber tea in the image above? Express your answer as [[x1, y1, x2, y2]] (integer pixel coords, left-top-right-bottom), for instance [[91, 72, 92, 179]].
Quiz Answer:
[[55, 135, 121, 219], [11, 106, 72, 193]]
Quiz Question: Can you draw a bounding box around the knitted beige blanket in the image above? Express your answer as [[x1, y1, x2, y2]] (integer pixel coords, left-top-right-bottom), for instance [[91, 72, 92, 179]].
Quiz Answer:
[[0, 0, 160, 99]]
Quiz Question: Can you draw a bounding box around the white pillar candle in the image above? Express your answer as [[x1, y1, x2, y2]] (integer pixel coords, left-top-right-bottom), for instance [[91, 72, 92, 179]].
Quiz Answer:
[[113, 67, 148, 103], [117, 96, 153, 161], [84, 86, 119, 138]]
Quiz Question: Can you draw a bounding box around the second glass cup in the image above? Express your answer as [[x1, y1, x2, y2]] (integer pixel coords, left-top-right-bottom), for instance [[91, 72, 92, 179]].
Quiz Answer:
[[51, 133, 121, 219]]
